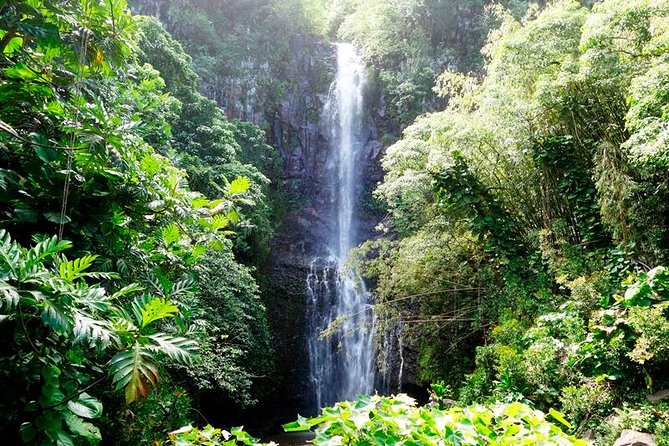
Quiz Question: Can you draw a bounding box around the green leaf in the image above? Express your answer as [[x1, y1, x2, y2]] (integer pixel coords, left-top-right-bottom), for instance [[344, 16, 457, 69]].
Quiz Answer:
[[109, 345, 160, 404], [4, 62, 39, 80], [44, 212, 72, 224], [161, 223, 181, 246], [27, 235, 72, 265], [65, 415, 101, 441], [110, 283, 143, 300], [30, 133, 58, 162], [73, 313, 117, 347], [41, 297, 72, 333], [67, 393, 103, 419], [147, 333, 197, 364], [58, 254, 98, 281], [139, 154, 163, 176], [0, 282, 20, 309], [283, 415, 312, 432], [548, 408, 572, 428], [139, 297, 179, 329], [228, 176, 250, 195]]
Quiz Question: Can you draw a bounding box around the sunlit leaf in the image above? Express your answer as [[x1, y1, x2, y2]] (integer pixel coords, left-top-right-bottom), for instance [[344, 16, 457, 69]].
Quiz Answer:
[[228, 176, 250, 195], [139, 297, 179, 329]]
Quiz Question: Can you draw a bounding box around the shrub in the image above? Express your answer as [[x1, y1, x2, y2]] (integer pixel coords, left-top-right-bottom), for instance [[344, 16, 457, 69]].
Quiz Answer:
[[284, 394, 587, 445]]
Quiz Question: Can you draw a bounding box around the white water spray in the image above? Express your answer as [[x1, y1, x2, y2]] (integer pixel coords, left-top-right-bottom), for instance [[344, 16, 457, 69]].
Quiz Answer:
[[306, 43, 375, 410]]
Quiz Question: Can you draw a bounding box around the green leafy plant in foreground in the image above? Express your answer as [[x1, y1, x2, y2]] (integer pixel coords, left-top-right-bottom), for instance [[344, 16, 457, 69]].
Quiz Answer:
[[0, 229, 196, 444], [167, 424, 273, 446], [284, 394, 587, 445]]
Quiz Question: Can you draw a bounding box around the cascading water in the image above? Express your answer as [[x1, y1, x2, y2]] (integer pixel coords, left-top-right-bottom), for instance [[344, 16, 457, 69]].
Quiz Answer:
[[306, 43, 375, 410]]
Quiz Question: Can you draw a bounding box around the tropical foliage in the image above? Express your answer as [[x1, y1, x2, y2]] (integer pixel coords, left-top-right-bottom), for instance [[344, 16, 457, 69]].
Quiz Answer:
[[0, 0, 272, 443], [284, 394, 586, 445], [361, 0, 669, 443], [3, 0, 669, 444]]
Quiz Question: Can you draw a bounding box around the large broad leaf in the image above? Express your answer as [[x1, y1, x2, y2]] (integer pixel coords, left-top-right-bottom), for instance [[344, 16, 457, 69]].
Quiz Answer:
[[109, 345, 160, 404], [147, 333, 197, 364], [65, 414, 101, 441], [67, 393, 103, 419], [139, 297, 179, 329]]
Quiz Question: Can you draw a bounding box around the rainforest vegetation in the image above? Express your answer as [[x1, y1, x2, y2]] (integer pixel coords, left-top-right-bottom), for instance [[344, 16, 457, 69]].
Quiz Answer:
[[1, 0, 669, 445]]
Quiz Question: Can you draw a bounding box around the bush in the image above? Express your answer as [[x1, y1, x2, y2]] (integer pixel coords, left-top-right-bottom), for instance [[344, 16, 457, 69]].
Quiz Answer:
[[284, 394, 587, 445]]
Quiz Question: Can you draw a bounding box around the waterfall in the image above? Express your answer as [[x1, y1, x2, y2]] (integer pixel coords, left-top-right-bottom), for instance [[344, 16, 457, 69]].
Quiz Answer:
[[306, 43, 375, 410]]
